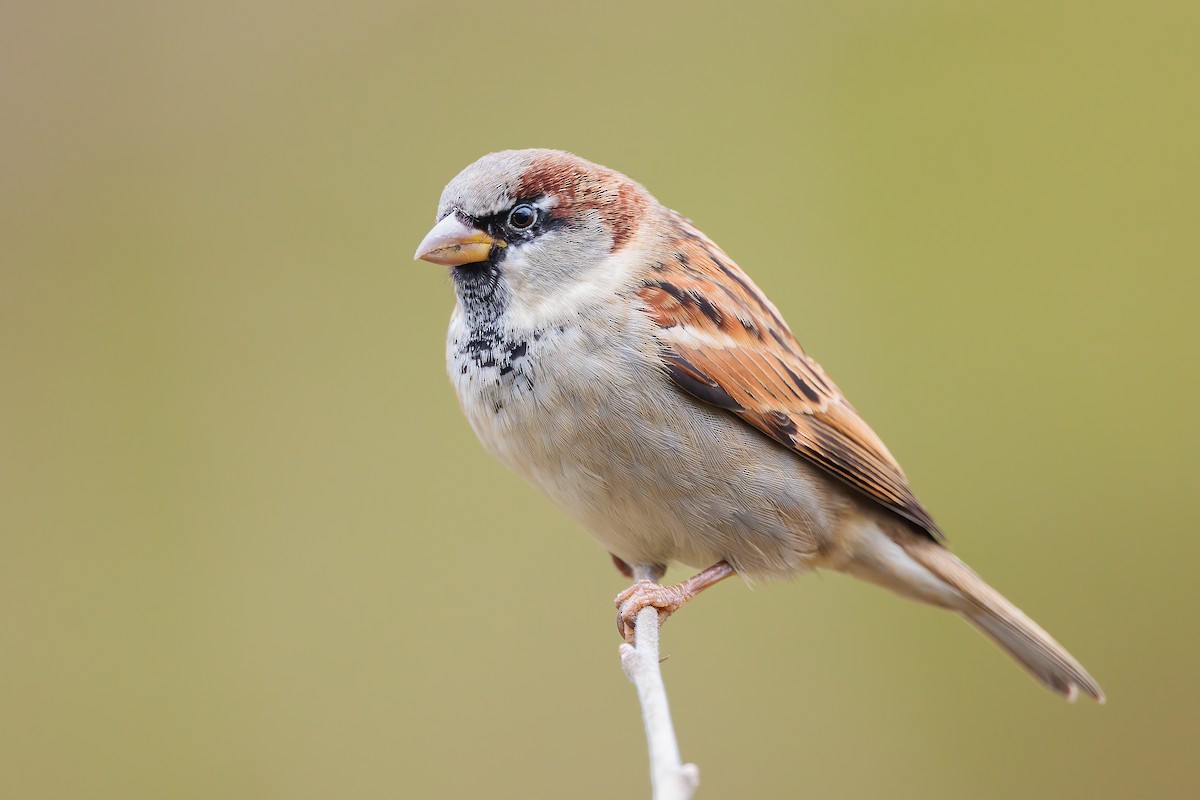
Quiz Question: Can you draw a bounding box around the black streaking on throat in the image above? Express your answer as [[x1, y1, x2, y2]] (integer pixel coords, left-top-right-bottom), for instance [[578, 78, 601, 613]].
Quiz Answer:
[[452, 253, 509, 330]]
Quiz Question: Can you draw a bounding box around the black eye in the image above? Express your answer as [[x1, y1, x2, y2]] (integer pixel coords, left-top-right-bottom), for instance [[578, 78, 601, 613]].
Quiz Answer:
[[507, 204, 537, 231]]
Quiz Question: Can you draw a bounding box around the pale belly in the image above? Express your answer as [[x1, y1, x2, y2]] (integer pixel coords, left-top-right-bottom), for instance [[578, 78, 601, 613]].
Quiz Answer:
[[448, 312, 854, 579]]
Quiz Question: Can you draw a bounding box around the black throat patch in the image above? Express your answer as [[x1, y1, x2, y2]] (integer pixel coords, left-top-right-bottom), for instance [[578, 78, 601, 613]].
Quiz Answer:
[[451, 260, 509, 330]]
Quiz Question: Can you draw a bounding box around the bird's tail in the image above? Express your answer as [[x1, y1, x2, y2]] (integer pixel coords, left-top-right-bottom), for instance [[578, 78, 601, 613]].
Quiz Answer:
[[900, 537, 1105, 702]]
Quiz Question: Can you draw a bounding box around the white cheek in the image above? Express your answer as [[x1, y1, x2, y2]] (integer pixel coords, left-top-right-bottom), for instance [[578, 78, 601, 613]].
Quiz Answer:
[[502, 237, 650, 331]]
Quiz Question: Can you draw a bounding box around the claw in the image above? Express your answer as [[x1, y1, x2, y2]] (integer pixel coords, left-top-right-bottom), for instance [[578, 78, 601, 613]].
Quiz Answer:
[[614, 580, 690, 643], [611, 561, 737, 643]]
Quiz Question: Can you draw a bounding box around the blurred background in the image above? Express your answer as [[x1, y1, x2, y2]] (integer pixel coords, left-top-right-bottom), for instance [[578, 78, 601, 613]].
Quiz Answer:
[[3, 1, 1198, 797]]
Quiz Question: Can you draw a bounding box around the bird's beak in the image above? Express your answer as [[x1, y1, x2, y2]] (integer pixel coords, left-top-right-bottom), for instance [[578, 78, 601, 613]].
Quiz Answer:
[[413, 214, 505, 266]]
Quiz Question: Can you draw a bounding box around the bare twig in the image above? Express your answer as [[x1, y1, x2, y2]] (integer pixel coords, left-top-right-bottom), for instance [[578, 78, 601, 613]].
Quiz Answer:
[[618, 567, 700, 800]]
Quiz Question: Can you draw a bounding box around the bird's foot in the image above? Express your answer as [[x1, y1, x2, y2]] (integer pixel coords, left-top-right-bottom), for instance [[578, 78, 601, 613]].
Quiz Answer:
[[614, 580, 692, 643]]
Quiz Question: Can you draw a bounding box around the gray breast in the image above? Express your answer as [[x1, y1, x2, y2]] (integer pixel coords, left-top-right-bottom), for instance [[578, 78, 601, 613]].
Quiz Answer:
[[447, 304, 844, 579]]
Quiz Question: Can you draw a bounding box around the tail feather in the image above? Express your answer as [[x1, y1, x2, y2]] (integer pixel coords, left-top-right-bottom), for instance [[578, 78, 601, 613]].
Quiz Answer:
[[902, 538, 1105, 703]]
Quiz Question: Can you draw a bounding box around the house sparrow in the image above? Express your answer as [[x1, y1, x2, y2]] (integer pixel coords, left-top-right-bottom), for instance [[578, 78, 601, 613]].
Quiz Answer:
[[414, 149, 1103, 702]]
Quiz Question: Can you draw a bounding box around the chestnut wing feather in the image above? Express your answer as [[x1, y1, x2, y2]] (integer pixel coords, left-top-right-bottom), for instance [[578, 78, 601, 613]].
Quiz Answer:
[[638, 217, 943, 541]]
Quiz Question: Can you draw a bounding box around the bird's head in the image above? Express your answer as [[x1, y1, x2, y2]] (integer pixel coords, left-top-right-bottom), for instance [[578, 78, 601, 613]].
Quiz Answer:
[[414, 149, 653, 319]]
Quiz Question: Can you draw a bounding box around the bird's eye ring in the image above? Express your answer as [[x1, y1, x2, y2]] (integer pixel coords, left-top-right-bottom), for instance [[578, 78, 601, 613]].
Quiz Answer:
[[507, 204, 537, 231]]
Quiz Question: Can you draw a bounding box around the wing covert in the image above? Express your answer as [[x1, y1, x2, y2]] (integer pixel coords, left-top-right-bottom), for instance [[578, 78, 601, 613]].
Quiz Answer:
[[637, 216, 943, 541]]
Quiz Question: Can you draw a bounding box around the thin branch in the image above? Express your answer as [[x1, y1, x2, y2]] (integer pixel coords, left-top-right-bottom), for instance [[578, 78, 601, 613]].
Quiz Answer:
[[619, 568, 700, 800]]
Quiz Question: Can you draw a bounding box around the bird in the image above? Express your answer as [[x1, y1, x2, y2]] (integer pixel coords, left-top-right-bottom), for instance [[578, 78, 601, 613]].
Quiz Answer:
[[413, 148, 1103, 702]]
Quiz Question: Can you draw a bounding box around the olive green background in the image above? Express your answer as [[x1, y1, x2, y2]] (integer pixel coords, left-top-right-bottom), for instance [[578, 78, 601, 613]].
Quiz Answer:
[[3, 2, 1197, 798]]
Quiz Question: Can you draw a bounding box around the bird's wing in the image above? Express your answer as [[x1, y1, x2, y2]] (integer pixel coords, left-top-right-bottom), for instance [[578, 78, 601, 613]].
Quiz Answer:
[[636, 215, 943, 541]]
